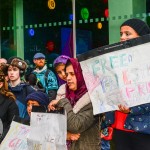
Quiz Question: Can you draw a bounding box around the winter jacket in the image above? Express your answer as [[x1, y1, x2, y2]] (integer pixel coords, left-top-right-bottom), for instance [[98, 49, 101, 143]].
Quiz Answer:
[[56, 83, 66, 100], [0, 94, 19, 143], [9, 82, 35, 119], [57, 92, 101, 150], [105, 103, 150, 134], [33, 65, 58, 93], [33, 65, 58, 101]]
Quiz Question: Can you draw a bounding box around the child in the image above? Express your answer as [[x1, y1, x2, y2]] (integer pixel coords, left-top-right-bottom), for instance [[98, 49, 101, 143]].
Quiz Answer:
[[52, 55, 81, 147], [7, 57, 35, 118], [25, 91, 49, 116], [25, 73, 44, 92], [53, 55, 70, 99], [49, 58, 100, 149]]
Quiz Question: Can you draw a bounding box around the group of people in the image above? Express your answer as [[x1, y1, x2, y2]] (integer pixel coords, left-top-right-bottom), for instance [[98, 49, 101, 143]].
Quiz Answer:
[[0, 18, 150, 150], [0, 54, 58, 143]]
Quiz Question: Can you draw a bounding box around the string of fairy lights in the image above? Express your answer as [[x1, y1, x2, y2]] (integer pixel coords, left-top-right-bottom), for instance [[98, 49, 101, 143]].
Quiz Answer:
[[2, 13, 150, 31], [1, 0, 150, 31]]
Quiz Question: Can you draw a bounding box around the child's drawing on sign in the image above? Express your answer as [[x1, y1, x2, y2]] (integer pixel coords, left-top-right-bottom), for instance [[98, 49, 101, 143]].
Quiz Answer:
[[28, 112, 67, 150], [123, 68, 142, 85], [79, 41, 150, 114], [100, 75, 118, 93], [0, 121, 30, 150], [80, 60, 100, 93], [107, 90, 127, 106], [83, 71, 99, 93]]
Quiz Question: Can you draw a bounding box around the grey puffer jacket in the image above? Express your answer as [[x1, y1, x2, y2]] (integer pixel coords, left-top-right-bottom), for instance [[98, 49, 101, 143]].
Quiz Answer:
[[57, 92, 101, 150]]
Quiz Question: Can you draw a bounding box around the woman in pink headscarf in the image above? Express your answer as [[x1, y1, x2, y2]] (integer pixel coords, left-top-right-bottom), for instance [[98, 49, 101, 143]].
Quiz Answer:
[[49, 58, 100, 150], [52, 55, 81, 145]]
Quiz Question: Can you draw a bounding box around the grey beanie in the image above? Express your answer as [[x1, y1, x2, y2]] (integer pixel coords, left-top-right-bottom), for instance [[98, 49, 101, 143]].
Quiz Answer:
[[121, 18, 150, 36]]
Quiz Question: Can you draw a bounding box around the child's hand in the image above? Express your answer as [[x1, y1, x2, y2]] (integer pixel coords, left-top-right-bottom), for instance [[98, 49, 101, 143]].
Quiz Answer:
[[118, 104, 130, 113], [48, 99, 59, 111]]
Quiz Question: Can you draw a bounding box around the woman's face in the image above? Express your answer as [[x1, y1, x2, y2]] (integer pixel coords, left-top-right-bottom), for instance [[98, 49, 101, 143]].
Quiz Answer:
[[55, 64, 67, 81], [8, 66, 20, 81], [120, 26, 139, 42], [27, 100, 40, 116], [66, 64, 77, 91]]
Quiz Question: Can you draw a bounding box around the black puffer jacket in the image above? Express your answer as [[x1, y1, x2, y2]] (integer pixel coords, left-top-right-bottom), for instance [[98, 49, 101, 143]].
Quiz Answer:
[[0, 94, 19, 143]]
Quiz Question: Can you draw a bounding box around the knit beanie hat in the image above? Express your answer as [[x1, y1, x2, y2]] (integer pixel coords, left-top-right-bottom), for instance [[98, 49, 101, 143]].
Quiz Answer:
[[53, 55, 70, 68], [120, 18, 150, 36], [25, 91, 49, 106]]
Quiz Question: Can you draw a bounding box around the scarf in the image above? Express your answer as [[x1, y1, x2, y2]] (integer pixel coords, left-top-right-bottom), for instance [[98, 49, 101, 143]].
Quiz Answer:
[[66, 58, 87, 106]]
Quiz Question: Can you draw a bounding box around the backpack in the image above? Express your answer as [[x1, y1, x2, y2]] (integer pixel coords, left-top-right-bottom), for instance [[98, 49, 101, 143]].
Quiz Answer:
[[44, 69, 50, 88]]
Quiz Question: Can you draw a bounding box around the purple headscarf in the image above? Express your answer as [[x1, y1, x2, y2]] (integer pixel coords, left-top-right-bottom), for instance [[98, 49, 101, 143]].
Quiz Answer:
[[65, 58, 88, 106], [53, 55, 70, 86]]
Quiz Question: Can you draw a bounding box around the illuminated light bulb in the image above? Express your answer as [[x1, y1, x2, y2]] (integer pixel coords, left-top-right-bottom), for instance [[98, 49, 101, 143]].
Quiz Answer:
[[28, 29, 35, 36], [69, 14, 73, 21], [97, 22, 102, 29], [104, 9, 109, 18], [48, 0, 56, 10], [81, 8, 89, 20]]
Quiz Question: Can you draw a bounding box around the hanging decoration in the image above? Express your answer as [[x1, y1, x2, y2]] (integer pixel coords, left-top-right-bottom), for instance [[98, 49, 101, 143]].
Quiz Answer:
[[48, 0, 56, 10], [104, 9, 109, 18], [69, 14, 73, 21], [81, 8, 89, 20], [28, 28, 35, 37], [97, 22, 102, 29], [46, 41, 55, 52]]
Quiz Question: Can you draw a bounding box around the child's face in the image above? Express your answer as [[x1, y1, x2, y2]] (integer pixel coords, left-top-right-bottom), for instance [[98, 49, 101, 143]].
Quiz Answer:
[[8, 65, 20, 81], [120, 26, 139, 42], [55, 64, 67, 81], [27, 100, 40, 116]]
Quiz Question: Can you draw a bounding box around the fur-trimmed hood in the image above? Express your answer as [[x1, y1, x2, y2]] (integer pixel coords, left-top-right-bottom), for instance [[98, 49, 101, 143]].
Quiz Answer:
[[73, 92, 91, 114]]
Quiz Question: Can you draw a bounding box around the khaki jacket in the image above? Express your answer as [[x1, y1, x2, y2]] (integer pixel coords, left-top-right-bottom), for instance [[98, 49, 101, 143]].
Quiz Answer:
[[57, 92, 101, 150]]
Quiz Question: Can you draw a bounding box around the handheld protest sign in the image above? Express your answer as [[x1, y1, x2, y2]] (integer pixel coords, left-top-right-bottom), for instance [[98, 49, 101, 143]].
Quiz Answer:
[[0, 116, 30, 150], [77, 34, 150, 114], [32, 105, 47, 113], [48, 107, 65, 114], [32, 105, 65, 114], [27, 108, 67, 150]]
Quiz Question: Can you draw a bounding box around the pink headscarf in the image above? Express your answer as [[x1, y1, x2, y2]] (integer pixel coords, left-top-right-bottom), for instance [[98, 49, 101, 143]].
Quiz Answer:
[[65, 58, 87, 106]]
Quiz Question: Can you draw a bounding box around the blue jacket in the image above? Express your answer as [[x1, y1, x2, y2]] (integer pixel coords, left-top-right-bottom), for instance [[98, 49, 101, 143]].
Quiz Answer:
[[33, 65, 58, 94], [9, 82, 35, 119], [105, 103, 150, 134]]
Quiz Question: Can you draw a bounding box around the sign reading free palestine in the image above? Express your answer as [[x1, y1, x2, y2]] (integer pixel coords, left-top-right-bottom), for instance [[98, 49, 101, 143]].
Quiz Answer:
[[77, 35, 150, 115]]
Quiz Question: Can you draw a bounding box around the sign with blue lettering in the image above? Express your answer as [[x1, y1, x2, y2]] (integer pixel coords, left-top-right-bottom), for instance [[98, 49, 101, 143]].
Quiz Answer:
[[77, 35, 150, 114]]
